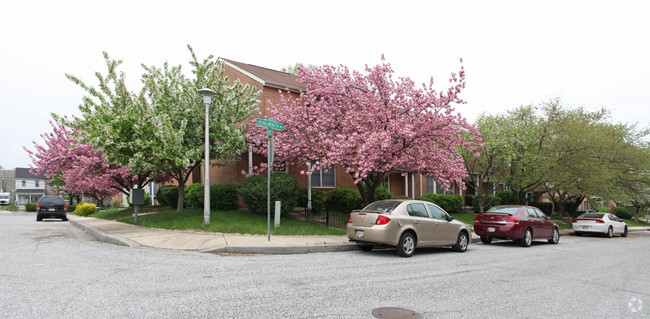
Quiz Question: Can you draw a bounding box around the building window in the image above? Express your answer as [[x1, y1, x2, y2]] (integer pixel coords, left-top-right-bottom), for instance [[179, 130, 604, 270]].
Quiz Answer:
[[426, 177, 445, 194], [310, 163, 335, 188], [22, 180, 26, 187], [35, 180, 40, 187]]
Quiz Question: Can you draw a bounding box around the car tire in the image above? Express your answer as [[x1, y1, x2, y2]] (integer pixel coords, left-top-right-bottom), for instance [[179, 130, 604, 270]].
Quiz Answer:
[[357, 244, 373, 251], [480, 235, 493, 244], [453, 231, 469, 252], [62, 217, 68, 221], [622, 226, 628, 237], [548, 227, 560, 244], [36, 215, 42, 222], [520, 228, 533, 247], [397, 232, 416, 257], [606, 227, 613, 238]]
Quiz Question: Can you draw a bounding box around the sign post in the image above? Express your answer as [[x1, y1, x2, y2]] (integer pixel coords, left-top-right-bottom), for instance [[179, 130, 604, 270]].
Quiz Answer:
[[256, 118, 284, 241]]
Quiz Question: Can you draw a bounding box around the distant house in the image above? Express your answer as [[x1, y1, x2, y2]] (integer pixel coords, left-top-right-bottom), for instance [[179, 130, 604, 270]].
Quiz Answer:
[[14, 168, 46, 205], [185, 58, 465, 202]]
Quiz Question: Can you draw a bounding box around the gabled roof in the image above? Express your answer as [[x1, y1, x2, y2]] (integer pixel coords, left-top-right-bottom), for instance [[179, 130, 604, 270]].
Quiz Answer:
[[219, 58, 306, 92], [15, 167, 45, 180]]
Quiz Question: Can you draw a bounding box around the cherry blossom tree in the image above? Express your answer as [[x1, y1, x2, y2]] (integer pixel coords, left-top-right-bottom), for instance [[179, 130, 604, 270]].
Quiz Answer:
[[248, 57, 482, 205], [25, 119, 168, 206]]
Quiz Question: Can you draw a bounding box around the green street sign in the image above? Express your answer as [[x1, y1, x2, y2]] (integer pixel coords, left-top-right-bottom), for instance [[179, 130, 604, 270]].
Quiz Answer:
[[256, 118, 284, 131]]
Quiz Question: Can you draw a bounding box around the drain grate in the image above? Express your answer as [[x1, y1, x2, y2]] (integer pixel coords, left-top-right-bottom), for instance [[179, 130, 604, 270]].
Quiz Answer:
[[371, 307, 422, 319]]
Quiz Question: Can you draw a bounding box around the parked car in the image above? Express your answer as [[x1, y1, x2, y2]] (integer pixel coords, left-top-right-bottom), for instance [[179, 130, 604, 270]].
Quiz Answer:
[[346, 199, 471, 257], [36, 196, 68, 221], [572, 212, 628, 238], [474, 205, 560, 247]]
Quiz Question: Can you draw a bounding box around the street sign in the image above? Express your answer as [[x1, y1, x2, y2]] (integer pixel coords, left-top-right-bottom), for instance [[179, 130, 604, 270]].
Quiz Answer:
[[256, 118, 284, 131]]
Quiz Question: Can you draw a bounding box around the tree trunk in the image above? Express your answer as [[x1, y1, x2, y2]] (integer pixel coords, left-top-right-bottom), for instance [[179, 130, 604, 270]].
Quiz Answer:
[[176, 183, 185, 212]]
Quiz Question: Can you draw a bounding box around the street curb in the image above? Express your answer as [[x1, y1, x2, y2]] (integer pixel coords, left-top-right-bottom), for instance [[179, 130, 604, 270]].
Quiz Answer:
[[200, 243, 360, 255], [69, 219, 141, 248]]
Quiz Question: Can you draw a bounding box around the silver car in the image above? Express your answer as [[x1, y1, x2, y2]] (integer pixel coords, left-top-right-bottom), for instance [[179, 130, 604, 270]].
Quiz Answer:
[[347, 199, 471, 257]]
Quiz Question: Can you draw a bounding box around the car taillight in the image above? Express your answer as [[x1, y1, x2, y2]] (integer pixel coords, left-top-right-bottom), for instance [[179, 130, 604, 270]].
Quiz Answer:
[[348, 214, 352, 223], [475, 215, 480, 222], [507, 216, 519, 224], [572, 219, 577, 223], [64, 205, 67, 211], [375, 215, 391, 225], [596, 219, 605, 223], [36, 204, 40, 210]]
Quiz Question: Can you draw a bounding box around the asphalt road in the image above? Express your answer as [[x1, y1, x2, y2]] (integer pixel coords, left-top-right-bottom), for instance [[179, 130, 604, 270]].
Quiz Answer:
[[1, 212, 649, 318]]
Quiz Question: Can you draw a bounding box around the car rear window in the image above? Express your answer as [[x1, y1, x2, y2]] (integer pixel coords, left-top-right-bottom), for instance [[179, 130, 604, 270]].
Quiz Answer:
[[39, 197, 64, 205], [361, 201, 402, 213], [485, 207, 520, 215], [581, 213, 605, 219]]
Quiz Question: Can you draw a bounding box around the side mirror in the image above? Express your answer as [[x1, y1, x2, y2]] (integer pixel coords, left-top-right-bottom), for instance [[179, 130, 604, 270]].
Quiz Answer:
[[545, 216, 551, 220], [447, 215, 454, 221]]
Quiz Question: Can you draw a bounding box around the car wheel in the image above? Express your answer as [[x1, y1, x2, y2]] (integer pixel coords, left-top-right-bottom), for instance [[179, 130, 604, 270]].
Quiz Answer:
[[480, 235, 493, 244], [520, 228, 533, 247], [622, 226, 628, 237], [357, 244, 373, 251], [397, 232, 416, 257], [606, 227, 613, 238], [62, 217, 68, 221], [548, 227, 560, 244], [36, 215, 42, 222], [453, 231, 469, 252]]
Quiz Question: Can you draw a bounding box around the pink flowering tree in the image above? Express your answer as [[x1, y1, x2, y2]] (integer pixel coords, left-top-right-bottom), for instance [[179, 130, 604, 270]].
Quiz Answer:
[[248, 57, 482, 205], [25, 119, 168, 206]]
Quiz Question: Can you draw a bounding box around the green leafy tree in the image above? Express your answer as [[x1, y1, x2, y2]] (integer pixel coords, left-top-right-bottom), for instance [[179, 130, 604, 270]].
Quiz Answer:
[[68, 46, 260, 212]]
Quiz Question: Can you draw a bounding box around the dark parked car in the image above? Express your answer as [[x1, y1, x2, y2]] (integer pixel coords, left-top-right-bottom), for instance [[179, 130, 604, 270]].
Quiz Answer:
[[36, 196, 68, 221], [474, 205, 560, 247]]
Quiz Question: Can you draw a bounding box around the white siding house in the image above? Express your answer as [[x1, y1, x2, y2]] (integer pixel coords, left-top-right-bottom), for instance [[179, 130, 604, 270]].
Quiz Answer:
[[14, 168, 45, 205]]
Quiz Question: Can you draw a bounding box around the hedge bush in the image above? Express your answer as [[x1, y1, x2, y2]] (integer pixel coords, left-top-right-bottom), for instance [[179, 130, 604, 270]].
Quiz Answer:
[[297, 187, 326, 213], [237, 173, 298, 216], [157, 185, 179, 209], [496, 190, 518, 205], [25, 203, 37, 212], [184, 183, 204, 208], [423, 193, 463, 214], [325, 186, 363, 210], [615, 206, 632, 220], [75, 203, 97, 216], [211, 184, 239, 210], [374, 187, 395, 200]]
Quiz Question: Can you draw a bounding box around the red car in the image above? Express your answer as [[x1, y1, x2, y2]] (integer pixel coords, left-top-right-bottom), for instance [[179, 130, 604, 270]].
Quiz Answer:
[[474, 205, 560, 247]]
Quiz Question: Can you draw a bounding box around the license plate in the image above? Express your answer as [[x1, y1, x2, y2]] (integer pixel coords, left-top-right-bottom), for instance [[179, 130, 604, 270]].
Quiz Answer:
[[355, 230, 365, 238], [487, 227, 496, 233], [48, 208, 56, 211], [582, 226, 591, 230]]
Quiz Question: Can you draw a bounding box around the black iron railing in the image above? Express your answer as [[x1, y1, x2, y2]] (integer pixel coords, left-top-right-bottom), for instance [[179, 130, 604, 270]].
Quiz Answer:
[[302, 205, 351, 229]]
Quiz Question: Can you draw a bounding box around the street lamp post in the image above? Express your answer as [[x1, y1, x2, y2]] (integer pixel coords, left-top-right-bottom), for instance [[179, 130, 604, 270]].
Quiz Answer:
[[198, 87, 217, 225]]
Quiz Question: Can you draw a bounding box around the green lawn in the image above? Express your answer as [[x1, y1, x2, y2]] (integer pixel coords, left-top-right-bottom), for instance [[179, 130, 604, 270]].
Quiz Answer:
[[90, 206, 346, 236]]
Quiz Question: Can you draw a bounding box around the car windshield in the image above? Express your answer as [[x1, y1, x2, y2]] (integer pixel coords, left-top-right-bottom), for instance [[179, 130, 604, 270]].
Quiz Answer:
[[39, 197, 64, 205], [581, 213, 605, 219], [485, 207, 521, 215], [361, 200, 402, 213]]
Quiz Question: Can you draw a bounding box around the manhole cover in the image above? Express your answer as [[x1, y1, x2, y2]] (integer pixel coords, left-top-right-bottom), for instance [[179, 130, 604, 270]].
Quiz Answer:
[[371, 307, 422, 319]]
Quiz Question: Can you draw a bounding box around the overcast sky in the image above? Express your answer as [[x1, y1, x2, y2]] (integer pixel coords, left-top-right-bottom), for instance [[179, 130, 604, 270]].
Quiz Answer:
[[1, 0, 648, 169]]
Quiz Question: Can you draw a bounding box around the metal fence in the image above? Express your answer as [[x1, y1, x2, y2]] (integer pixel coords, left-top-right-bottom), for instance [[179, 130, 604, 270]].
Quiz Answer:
[[302, 205, 351, 229]]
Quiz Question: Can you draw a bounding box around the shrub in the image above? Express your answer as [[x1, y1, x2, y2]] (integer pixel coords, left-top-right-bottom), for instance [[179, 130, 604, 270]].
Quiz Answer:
[[211, 184, 239, 210], [157, 185, 179, 209], [184, 183, 204, 208], [424, 194, 463, 214], [67, 204, 77, 212], [111, 200, 123, 208], [25, 203, 37, 212], [237, 173, 298, 216], [469, 195, 501, 213], [374, 187, 394, 200], [75, 203, 97, 216], [325, 185, 363, 210], [496, 190, 518, 205], [596, 207, 611, 213], [615, 206, 632, 220], [296, 187, 326, 213]]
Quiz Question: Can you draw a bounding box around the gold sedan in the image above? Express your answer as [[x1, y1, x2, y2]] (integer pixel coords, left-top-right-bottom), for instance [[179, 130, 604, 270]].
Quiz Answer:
[[347, 199, 471, 257]]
